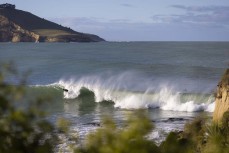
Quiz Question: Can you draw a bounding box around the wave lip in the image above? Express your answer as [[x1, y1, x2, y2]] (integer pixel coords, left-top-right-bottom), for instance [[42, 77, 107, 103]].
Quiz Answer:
[[52, 76, 215, 113]]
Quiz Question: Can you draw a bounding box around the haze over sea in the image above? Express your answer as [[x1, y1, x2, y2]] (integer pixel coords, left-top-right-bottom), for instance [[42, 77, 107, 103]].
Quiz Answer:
[[0, 42, 228, 141]]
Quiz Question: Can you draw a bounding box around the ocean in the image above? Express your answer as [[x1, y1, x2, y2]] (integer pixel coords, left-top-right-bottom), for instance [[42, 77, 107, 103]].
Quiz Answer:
[[0, 42, 228, 142]]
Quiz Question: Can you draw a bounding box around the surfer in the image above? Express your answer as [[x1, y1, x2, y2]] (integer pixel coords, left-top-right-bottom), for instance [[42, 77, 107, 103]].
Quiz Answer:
[[63, 88, 68, 92]]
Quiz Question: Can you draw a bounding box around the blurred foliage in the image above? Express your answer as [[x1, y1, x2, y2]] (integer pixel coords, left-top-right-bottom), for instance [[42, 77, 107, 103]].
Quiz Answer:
[[57, 117, 71, 134], [182, 117, 207, 152], [160, 114, 229, 153], [75, 109, 229, 153], [0, 63, 229, 153], [160, 131, 192, 153], [202, 111, 229, 153], [75, 111, 160, 153], [0, 63, 58, 153]]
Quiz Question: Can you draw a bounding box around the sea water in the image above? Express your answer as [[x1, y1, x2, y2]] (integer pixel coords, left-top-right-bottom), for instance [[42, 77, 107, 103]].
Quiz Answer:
[[0, 42, 228, 142]]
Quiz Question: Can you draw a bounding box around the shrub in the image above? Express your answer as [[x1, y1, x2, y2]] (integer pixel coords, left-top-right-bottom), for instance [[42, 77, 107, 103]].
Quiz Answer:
[[75, 111, 160, 153], [0, 63, 58, 153]]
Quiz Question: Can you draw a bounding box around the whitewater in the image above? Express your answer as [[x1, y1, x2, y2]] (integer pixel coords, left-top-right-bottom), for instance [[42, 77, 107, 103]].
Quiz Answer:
[[48, 72, 215, 112]]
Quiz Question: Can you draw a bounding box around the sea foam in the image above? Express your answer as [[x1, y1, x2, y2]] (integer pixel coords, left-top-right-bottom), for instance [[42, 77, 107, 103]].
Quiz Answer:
[[52, 73, 215, 112]]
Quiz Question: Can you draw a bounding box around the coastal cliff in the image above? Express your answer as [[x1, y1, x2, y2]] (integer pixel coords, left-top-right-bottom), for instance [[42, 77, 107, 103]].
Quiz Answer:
[[0, 15, 39, 42], [0, 7, 104, 42], [213, 69, 229, 123]]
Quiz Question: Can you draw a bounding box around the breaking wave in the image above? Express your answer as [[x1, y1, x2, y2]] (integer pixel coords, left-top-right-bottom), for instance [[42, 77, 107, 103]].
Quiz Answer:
[[38, 73, 216, 112]]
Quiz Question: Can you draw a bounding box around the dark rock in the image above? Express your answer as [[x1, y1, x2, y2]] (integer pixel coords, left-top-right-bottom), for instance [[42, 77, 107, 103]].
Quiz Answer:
[[84, 122, 101, 127]]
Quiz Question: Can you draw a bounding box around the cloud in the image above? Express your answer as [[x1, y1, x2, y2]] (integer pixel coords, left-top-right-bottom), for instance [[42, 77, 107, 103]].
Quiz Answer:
[[171, 5, 229, 13], [49, 16, 229, 41], [49, 17, 107, 36], [152, 5, 229, 27], [120, 3, 134, 8]]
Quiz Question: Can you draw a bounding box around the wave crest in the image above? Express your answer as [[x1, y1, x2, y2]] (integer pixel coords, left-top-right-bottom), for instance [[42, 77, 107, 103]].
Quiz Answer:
[[53, 75, 215, 112]]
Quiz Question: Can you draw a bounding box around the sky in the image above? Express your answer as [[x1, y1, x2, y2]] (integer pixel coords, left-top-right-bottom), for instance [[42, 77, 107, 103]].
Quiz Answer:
[[1, 0, 229, 41]]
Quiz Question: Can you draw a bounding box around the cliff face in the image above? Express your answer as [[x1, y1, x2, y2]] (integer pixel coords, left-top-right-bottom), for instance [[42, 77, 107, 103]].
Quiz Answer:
[[0, 8, 104, 42], [0, 15, 39, 42], [213, 69, 229, 123]]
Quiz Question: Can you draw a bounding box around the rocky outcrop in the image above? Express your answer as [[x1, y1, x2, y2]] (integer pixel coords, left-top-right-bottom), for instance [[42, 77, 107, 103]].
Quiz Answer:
[[0, 8, 104, 42], [213, 69, 229, 123], [0, 15, 39, 42]]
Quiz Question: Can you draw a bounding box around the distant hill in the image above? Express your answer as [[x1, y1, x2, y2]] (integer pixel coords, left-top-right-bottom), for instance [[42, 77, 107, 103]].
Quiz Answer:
[[0, 6, 105, 42]]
